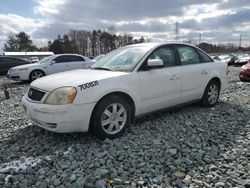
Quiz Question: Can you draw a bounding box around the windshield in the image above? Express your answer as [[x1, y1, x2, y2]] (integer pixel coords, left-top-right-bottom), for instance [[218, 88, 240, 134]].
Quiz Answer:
[[91, 46, 151, 72], [93, 54, 105, 61], [38, 55, 55, 64]]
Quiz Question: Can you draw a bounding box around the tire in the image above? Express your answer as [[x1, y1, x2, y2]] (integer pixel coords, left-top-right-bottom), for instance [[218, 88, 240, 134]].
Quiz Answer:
[[201, 80, 220, 107], [92, 95, 131, 139], [29, 70, 45, 82]]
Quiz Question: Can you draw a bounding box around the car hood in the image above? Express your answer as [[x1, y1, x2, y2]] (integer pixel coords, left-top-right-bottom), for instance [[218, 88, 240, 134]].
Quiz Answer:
[[12, 63, 39, 69], [31, 69, 129, 91]]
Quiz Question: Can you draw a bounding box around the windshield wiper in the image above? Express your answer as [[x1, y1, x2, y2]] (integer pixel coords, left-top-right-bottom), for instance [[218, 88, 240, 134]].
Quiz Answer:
[[91, 67, 112, 71]]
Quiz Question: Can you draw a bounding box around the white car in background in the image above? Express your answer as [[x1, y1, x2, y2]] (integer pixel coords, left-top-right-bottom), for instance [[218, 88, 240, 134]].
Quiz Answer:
[[7, 54, 93, 82], [22, 43, 228, 139], [29, 57, 39, 63]]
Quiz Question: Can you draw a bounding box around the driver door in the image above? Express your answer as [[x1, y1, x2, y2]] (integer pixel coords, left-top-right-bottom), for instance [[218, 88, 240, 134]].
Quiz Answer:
[[138, 45, 182, 114]]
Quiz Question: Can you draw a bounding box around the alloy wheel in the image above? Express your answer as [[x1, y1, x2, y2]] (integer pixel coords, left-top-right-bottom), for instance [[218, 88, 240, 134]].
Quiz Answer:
[[207, 84, 219, 104], [31, 71, 44, 81], [101, 103, 127, 135]]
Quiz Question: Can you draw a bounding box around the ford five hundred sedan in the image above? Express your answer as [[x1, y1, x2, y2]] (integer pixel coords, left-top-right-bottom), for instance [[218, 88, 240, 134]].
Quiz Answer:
[[22, 43, 228, 139]]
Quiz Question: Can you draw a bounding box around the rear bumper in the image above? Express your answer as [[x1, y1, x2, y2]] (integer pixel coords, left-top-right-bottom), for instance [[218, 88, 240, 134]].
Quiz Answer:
[[22, 95, 96, 133]]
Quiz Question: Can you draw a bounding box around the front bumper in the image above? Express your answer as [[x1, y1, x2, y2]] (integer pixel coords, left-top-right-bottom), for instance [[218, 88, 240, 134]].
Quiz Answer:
[[7, 69, 30, 81], [22, 95, 96, 133], [6, 72, 21, 81]]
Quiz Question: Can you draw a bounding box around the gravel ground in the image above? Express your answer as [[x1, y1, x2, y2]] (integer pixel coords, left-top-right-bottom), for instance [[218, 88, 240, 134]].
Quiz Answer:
[[0, 67, 249, 188]]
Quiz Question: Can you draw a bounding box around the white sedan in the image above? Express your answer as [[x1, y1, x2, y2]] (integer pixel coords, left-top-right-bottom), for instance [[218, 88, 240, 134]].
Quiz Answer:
[[7, 54, 93, 82], [22, 43, 228, 139]]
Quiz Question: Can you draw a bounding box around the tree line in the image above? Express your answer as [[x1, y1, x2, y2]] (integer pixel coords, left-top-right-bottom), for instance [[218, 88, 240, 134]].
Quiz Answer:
[[4, 32, 38, 52], [4, 28, 146, 57], [3, 30, 250, 57]]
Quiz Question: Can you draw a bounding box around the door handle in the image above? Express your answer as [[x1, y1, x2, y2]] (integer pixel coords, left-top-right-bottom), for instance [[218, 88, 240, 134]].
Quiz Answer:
[[201, 70, 208, 75]]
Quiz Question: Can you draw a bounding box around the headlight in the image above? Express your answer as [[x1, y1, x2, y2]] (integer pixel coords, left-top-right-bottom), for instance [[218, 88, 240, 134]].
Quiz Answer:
[[44, 87, 77, 105], [19, 68, 28, 71]]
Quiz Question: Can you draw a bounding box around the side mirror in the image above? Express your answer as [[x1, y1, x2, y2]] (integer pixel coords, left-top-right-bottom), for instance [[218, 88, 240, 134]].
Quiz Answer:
[[49, 60, 55, 65], [147, 59, 164, 69]]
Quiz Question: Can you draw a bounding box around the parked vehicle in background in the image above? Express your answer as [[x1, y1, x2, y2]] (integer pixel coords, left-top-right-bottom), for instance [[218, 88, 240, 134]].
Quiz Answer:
[[7, 54, 93, 82], [239, 60, 250, 81], [234, 54, 250, 66], [218, 55, 232, 65], [92, 54, 105, 62], [29, 57, 39, 63], [0, 56, 30, 75], [211, 55, 220, 61], [22, 43, 228, 139], [227, 55, 239, 66]]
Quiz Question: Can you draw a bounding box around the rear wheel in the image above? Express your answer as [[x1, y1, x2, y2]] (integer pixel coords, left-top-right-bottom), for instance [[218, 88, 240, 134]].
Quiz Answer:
[[92, 95, 131, 139], [201, 80, 220, 107], [29, 70, 45, 82]]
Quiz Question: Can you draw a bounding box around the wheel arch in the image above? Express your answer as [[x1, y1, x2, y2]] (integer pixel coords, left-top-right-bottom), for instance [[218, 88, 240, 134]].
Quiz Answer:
[[29, 69, 46, 81], [88, 91, 136, 132], [209, 77, 221, 90]]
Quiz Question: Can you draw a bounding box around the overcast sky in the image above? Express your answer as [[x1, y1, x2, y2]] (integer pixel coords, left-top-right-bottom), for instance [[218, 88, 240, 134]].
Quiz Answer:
[[1, 0, 250, 53]]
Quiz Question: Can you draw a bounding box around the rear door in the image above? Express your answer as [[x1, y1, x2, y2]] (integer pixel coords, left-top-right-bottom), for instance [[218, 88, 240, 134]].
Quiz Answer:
[[65, 55, 86, 70], [48, 55, 86, 74], [138, 45, 182, 114], [175, 45, 213, 102]]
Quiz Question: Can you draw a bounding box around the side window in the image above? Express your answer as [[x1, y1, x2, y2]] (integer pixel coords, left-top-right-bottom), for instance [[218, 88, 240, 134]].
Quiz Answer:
[[197, 49, 213, 62], [55, 56, 84, 63], [148, 46, 176, 67], [69, 56, 85, 62], [54, 56, 67, 63], [177, 46, 201, 65]]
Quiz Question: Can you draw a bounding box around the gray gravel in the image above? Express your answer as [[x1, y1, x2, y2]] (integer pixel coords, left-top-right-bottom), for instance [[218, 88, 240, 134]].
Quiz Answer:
[[0, 67, 249, 188]]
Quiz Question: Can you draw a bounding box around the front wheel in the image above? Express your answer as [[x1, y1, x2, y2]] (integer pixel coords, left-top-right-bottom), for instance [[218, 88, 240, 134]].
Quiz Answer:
[[29, 70, 45, 82], [92, 95, 131, 139], [201, 80, 220, 107]]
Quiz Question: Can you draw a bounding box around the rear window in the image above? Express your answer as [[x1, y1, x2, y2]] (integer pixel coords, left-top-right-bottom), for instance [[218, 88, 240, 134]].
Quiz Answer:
[[196, 49, 213, 62], [177, 46, 201, 65]]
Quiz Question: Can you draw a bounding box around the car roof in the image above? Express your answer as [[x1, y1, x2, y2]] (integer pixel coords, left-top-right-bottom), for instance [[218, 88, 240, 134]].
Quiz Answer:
[[53, 54, 84, 57], [127, 42, 197, 49], [0, 56, 29, 61]]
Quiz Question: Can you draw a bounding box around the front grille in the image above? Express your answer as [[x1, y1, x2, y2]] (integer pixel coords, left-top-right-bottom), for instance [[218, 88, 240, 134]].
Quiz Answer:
[[28, 88, 45, 101]]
